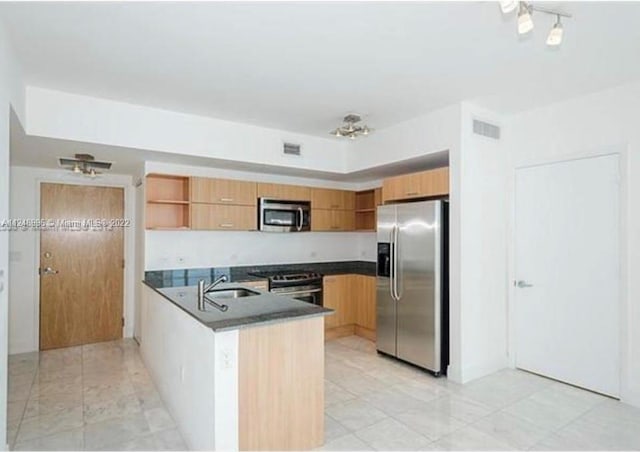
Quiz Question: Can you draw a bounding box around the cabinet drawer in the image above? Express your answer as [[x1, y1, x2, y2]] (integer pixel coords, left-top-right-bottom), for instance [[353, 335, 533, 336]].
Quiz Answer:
[[310, 188, 355, 210], [256, 183, 311, 201], [191, 177, 257, 206], [191, 204, 256, 230], [311, 209, 355, 232]]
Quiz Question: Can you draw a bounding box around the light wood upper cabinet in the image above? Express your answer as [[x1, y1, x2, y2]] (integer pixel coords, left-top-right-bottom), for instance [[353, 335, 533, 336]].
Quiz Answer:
[[191, 204, 256, 231], [191, 177, 257, 206], [311, 188, 355, 210], [256, 183, 311, 201], [311, 209, 355, 232], [323, 275, 356, 329], [382, 167, 449, 203]]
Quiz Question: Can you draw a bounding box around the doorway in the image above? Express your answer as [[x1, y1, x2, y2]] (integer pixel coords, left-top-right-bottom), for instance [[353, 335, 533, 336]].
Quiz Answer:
[[514, 154, 620, 397], [39, 183, 125, 350]]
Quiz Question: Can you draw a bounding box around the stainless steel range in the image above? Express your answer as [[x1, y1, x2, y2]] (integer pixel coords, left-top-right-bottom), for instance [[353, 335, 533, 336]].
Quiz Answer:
[[249, 271, 323, 306]]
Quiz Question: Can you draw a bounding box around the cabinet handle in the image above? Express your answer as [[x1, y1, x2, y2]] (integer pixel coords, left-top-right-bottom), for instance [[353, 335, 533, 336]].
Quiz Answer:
[[219, 223, 234, 228], [331, 226, 340, 230], [406, 192, 418, 196], [219, 198, 234, 202], [330, 204, 340, 209]]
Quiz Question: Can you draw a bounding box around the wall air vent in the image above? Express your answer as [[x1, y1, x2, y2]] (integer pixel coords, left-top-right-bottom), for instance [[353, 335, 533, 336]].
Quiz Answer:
[[283, 142, 302, 156], [473, 119, 501, 140]]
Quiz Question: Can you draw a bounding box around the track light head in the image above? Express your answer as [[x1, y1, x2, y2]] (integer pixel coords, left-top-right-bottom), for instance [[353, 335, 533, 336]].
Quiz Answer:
[[517, 2, 534, 34], [499, 0, 518, 14], [546, 15, 563, 46]]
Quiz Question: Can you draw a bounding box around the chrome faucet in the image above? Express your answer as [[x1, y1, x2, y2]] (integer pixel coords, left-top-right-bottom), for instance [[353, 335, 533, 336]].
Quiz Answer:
[[197, 275, 228, 311]]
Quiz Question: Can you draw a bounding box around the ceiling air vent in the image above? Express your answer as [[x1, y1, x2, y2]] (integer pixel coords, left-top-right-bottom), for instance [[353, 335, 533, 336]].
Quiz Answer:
[[283, 142, 301, 156], [473, 119, 500, 140]]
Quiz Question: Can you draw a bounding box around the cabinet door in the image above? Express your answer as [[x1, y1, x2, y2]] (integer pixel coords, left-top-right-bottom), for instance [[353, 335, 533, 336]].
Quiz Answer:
[[323, 275, 355, 329], [311, 210, 355, 232], [256, 183, 311, 201], [191, 204, 256, 230], [355, 275, 376, 331], [382, 167, 449, 202], [311, 188, 355, 210], [191, 177, 257, 206]]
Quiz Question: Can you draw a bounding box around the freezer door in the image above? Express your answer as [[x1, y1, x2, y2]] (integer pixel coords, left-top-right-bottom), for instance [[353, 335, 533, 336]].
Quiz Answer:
[[396, 201, 441, 372], [376, 204, 397, 357]]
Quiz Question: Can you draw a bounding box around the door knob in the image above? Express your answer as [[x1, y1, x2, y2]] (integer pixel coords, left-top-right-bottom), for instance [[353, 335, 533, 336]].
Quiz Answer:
[[39, 267, 59, 275], [516, 280, 533, 288]]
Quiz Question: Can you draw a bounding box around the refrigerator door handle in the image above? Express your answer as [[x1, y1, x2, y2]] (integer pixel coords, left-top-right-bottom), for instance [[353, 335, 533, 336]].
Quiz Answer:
[[394, 223, 401, 300], [389, 225, 396, 301]]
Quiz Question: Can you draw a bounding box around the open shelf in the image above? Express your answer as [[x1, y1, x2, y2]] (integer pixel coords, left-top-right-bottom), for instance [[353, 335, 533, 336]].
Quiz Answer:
[[146, 174, 191, 229], [354, 188, 382, 231]]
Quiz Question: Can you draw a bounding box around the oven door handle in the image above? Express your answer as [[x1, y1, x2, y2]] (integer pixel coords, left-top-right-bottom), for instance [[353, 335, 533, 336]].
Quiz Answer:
[[273, 287, 322, 296]]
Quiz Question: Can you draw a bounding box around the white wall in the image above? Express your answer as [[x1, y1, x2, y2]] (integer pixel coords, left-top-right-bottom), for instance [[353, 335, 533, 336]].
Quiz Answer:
[[141, 285, 238, 450], [8, 166, 136, 354], [452, 103, 509, 383], [505, 81, 640, 407], [143, 161, 377, 270], [25, 87, 349, 174], [0, 19, 24, 450]]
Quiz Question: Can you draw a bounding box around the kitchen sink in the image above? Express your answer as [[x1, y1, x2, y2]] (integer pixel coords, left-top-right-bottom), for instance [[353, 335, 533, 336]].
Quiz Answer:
[[206, 288, 260, 299]]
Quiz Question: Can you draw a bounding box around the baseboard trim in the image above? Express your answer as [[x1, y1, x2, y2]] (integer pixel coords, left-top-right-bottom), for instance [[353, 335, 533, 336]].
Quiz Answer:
[[354, 325, 376, 342], [325, 325, 355, 341]]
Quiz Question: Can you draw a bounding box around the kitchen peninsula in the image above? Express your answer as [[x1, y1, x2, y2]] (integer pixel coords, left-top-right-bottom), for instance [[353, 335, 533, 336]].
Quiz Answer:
[[140, 276, 331, 451]]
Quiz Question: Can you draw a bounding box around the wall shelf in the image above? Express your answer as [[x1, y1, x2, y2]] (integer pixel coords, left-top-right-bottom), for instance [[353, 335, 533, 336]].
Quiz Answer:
[[145, 174, 191, 229], [354, 188, 382, 232]]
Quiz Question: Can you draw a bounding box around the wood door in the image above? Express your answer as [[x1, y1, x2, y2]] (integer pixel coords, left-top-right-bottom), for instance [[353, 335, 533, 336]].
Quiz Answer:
[[256, 183, 311, 201], [383, 167, 449, 202], [191, 204, 256, 230], [40, 183, 124, 350], [310, 188, 355, 210], [311, 209, 355, 231], [515, 154, 620, 396], [191, 177, 256, 206]]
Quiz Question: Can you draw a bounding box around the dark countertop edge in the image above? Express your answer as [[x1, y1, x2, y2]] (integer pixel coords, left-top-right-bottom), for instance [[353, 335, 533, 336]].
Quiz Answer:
[[141, 280, 333, 332]]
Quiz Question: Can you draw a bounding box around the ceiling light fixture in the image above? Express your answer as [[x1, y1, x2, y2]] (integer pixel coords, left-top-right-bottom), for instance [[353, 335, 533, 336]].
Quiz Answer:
[[517, 2, 534, 34], [546, 15, 563, 46], [330, 114, 372, 139], [499, 0, 518, 14], [59, 153, 112, 177], [500, 2, 572, 47]]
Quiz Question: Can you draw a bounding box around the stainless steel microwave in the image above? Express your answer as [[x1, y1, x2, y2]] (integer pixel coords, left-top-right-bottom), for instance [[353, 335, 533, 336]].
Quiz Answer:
[[258, 198, 311, 232]]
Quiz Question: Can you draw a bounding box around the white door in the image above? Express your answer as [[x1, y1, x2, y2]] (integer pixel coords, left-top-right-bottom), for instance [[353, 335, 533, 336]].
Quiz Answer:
[[515, 154, 620, 397]]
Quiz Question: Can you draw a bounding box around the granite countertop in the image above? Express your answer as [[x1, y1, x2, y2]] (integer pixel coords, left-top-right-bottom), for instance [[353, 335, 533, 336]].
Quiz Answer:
[[145, 260, 376, 289], [143, 281, 332, 332]]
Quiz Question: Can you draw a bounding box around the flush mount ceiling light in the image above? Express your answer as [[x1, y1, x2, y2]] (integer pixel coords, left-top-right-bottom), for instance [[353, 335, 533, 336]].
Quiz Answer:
[[330, 114, 372, 140], [501, 1, 571, 46], [59, 153, 112, 178]]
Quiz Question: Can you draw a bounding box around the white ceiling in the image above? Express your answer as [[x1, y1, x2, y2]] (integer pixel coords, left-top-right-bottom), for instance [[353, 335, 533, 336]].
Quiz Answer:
[[2, 1, 640, 137]]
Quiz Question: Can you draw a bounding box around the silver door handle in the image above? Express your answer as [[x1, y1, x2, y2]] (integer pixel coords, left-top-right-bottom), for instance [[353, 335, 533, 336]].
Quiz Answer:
[[393, 224, 401, 300], [39, 267, 59, 275], [389, 227, 396, 301], [516, 280, 533, 288]]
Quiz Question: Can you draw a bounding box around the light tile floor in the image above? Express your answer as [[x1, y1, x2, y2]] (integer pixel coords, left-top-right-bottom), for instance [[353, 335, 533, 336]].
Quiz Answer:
[[7, 339, 186, 451], [7, 335, 640, 451], [323, 335, 640, 451]]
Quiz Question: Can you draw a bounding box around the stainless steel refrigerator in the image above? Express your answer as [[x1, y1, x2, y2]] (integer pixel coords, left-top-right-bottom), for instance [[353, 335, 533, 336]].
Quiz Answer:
[[376, 200, 449, 375]]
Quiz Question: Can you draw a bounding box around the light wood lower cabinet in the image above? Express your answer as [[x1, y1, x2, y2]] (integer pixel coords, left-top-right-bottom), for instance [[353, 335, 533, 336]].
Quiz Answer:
[[311, 209, 355, 232], [191, 204, 256, 230], [323, 274, 376, 341], [239, 317, 324, 450]]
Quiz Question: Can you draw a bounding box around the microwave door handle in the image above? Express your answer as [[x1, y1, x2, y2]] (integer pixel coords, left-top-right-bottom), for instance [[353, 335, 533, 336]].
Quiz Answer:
[[297, 207, 303, 231]]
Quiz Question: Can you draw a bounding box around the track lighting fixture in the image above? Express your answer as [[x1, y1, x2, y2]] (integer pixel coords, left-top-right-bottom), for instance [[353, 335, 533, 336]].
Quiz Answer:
[[546, 15, 563, 46], [499, 0, 518, 14], [500, 1, 571, 47], [517, 2, 534, 35]]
